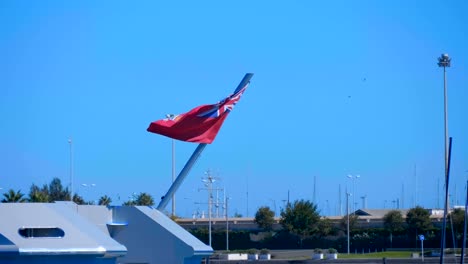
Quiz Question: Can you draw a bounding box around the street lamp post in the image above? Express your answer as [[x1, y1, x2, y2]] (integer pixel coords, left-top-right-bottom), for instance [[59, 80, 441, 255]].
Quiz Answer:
[[347, 174, 360, 213], [225, 194, 230, 251], [202, 171, 217, 247], [346, 191, 351, 254], [166, 114, 176, 218]]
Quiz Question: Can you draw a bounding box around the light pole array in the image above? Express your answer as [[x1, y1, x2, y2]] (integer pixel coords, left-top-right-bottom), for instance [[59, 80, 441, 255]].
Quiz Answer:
[[347, 174, 360, 213], [201, 170, 217, 247]]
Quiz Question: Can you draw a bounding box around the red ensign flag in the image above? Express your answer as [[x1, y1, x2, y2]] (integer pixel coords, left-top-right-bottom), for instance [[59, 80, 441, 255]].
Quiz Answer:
[[147, 83, 248, 144]]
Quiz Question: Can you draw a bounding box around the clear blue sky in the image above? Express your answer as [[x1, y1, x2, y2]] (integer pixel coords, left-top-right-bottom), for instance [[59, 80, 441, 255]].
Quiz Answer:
[[1, 1, 468, 218]]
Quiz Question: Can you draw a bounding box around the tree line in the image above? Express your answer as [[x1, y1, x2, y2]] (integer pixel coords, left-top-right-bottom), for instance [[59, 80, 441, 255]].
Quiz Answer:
[[1, 177, 155, 206], [248, 199, 465, 251], [3, 183, 466, 251]]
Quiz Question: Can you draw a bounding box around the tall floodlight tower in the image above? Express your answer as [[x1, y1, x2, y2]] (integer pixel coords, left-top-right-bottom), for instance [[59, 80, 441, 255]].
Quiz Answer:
[[437, 54, 451, 177], [437, 54, 451, 264]]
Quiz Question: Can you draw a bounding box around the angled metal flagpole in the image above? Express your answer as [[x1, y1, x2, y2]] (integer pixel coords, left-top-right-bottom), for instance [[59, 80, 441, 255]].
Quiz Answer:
[[157, 73, 254, 211]]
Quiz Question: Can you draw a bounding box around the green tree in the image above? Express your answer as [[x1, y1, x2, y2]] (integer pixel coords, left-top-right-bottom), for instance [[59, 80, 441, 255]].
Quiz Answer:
[[28, 179, 74, 202], [29, 190, 49, 202], [406, 206, 432, 237], [383, 210, 404, 247], [317, 218, 333, 237], [98, 195, 112, 206], [448, 208, 465, 240], [340, 214, 359, 232], [48, 178, 70, 201], [28, 178, 70, 202], [134, 192, 154, 206], [28, 184, 49, 202], [233, 212, 243, 218], [123, 200, 136, 206], [72, 194, 86, 205], [280, 199, 320, 247], [254, 206, 275, 231], [2, 189, 27, 203]]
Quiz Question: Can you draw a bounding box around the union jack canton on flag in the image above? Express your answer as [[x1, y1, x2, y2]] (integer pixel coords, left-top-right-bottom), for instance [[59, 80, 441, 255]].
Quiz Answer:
[[147, 83, 249, 144]]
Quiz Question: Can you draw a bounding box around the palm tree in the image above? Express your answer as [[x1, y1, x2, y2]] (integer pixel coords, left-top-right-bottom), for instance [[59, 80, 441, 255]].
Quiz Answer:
[[135, 192, 154, 206], [2, 189, 27, 203], [98, 195, 112, 206]]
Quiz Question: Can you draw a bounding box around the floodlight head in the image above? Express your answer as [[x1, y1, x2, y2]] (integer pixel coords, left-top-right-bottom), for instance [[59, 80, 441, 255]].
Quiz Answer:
[[438, 53, 451, 68]]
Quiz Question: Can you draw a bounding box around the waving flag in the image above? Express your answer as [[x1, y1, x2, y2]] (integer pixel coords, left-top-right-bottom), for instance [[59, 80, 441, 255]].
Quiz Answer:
[[147, 83, 249, 144]]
